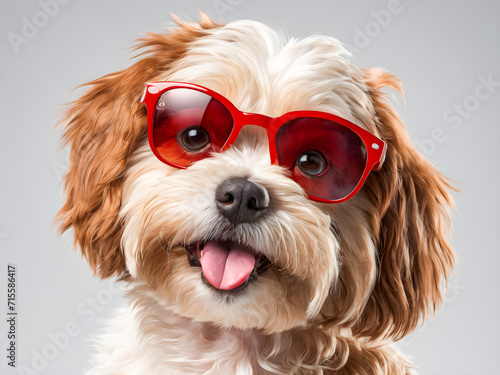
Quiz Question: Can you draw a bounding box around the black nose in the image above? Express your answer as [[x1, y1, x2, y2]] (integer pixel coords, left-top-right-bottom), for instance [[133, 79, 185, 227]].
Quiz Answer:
[[215, 178, 270, 225]]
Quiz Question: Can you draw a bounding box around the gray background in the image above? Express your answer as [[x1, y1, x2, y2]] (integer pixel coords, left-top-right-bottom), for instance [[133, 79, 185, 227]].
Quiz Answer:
[[1, 0, 499, 374]]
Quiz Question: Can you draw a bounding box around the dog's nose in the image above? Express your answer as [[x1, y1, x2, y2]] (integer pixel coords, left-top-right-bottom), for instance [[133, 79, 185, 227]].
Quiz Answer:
[[215, 178, 269, 225]]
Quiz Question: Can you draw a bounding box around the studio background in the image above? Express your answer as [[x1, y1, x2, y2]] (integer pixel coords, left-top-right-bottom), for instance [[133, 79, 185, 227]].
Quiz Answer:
[[1, 1, 499, 374]]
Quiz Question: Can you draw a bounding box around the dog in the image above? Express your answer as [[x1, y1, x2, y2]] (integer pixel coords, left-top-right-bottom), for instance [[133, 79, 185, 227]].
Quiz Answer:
[[56, 14, 455, 375]]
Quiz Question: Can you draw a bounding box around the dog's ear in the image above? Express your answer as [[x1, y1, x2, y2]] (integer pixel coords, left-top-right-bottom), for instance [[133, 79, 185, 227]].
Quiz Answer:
[[55, 14, 220, 278], [353, 68, 456, 339]]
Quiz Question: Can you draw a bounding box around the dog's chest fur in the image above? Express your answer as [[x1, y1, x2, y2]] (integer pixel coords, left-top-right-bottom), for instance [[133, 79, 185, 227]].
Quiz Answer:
[[87, 288, 415, 375], [88, 290, 272, 375]]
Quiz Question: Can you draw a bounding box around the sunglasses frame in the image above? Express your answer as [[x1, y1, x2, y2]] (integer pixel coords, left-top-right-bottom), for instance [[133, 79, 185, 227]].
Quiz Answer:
[[141, 81, 386, 203]]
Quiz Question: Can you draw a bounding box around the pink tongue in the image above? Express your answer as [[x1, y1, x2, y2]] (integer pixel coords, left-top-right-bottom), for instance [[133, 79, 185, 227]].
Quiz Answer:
[[200, 241, 256, 290]]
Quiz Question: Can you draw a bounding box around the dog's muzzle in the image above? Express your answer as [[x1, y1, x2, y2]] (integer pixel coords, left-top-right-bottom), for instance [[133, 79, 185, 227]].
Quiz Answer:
[[182, 178, 272, 292]]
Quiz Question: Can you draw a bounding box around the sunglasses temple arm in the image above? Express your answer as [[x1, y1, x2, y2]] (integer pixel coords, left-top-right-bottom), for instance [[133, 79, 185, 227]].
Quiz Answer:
[[372, 143, 387, 171]]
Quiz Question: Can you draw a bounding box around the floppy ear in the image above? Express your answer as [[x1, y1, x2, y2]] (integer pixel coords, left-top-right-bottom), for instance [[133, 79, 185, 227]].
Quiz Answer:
[[353, 68, 456, 339], [55, 15, 220, 278]]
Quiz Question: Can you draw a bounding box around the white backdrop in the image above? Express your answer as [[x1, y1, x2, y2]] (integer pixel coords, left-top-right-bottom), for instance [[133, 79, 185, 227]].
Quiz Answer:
[[1, 1, 499, 374]]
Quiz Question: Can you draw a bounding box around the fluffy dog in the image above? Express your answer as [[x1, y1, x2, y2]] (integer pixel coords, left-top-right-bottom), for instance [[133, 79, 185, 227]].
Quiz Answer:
[[56, 14, 455, 375]]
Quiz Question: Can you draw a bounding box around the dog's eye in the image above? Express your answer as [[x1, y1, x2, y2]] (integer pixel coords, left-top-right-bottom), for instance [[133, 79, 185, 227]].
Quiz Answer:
[[296, 151, 329, 176], [178, 126, 211, 152]]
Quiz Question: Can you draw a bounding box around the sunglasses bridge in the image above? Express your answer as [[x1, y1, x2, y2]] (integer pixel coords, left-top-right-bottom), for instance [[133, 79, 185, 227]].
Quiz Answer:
[[222, 112, 281, 163], [234, 112, 275, 128]]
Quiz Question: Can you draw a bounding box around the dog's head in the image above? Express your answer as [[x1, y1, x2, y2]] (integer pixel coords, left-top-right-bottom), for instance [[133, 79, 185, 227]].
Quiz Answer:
[[57, 15, 454, 342]]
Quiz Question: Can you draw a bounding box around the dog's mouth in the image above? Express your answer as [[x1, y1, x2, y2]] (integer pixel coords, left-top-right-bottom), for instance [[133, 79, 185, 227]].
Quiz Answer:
[[183, 240, 272, 291]]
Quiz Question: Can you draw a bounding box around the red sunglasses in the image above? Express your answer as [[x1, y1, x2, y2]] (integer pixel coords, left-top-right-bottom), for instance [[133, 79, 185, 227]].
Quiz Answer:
[[141, 81, 386, 203]]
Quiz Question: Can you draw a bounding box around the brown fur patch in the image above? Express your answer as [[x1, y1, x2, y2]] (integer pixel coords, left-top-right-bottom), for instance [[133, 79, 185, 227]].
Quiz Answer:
[[330, 339, 414, 375], [353, 68, 456, 340]]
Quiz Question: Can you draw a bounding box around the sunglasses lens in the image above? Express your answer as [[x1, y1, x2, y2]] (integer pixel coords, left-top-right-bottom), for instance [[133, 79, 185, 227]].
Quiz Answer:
[[276, 117, 367, 201], [152, 88, 234, 167]]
